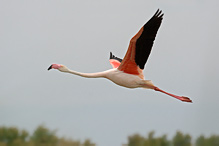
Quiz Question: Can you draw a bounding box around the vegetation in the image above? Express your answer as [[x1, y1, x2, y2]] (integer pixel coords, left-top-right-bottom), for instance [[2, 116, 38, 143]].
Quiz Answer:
[[0, 125, 219, 146], [0, 125, 95, 146], [127, 131, 219, 146], [128, 131, 170, 146]]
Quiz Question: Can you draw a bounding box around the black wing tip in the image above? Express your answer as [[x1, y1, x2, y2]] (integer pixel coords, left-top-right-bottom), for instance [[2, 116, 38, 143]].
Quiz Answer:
[[135, 9, 164, 70], [154, 9, 164, 18], [110, 52, 113, 59], [109, 52, 122, 62]]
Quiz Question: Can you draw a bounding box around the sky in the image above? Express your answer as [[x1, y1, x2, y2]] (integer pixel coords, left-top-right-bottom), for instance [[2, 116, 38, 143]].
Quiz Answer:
[[1, 0, 219, 146]]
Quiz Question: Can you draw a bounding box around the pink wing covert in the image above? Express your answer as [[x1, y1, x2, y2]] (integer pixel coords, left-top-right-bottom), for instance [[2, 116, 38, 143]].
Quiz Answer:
[[109, 59, 121, 68], [109, 52, 122, 69]]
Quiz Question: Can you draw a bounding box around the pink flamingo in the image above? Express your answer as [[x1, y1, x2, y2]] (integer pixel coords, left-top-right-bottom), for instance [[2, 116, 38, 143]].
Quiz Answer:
[[48, 9, 192, 103]]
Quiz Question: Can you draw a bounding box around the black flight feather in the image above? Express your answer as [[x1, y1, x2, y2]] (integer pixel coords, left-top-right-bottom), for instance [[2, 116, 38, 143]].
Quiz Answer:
[[135, 9, 164, 69], [110, 52, 122, 62]]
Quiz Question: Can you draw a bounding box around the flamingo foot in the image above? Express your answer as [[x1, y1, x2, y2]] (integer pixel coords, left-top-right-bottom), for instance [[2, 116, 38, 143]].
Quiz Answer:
[[179, 96, 192, 103]]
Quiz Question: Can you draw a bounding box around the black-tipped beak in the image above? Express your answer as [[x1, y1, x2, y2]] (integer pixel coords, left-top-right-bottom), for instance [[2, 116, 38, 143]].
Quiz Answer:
[[48, 65, 52, 71]]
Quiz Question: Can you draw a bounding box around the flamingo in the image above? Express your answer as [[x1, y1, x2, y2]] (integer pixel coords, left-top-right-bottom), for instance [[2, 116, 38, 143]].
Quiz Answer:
[[48, 9, 192, 103]]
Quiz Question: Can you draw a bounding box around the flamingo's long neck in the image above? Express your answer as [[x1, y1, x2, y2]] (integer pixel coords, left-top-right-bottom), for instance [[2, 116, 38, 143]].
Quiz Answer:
[[66, 69, 106, 78]]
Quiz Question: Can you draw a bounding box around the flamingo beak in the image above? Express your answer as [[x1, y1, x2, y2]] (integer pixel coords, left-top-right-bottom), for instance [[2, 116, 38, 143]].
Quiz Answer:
[[48, 65, 53, 70]]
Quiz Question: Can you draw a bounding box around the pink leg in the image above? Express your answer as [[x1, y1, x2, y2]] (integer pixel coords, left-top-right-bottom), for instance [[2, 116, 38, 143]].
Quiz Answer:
[[154, 87, 192, 103]]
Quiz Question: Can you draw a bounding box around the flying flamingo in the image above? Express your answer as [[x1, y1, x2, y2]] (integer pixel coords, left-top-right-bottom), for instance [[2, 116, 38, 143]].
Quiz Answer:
[[48, 9, 192, 103]]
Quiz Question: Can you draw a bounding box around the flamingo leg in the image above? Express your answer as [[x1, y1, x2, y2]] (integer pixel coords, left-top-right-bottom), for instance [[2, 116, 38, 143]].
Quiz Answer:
[[154, 87, 192, 103]]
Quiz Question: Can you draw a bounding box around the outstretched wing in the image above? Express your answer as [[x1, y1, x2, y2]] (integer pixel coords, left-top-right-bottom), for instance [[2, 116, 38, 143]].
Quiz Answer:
[[118, 9, 164, 74], [135, 9, 164, 69], [109, 52, 122, 68]]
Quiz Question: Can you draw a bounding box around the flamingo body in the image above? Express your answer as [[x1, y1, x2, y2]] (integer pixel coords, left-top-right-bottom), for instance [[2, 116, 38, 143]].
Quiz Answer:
[[48, 9, 192, 103], [104, 69, 145, 88]]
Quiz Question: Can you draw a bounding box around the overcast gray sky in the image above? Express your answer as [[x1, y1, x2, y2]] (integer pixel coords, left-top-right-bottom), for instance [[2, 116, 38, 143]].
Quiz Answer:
[[1, 0, 219, 146]]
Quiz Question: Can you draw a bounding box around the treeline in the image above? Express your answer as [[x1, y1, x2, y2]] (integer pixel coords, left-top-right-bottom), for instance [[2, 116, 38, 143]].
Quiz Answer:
[[0, 125, 95, 146], [127, 131, 219, 146], [1, 125, 219, 146]]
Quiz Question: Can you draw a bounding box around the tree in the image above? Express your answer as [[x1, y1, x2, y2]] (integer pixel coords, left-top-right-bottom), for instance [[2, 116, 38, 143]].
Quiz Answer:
[[0, 127, 7, 143], [0, 126, 29, 146], [30, 125, 58, 146], [196, 134, 219, 146], [156, 135, 170, 146], [83, 139, 95, 146], [172, 131, 191, 146], [146, 131, 156, 146], [196, 135, 206, 146], [127, 131, 170, 146], [0, 125, 97, 146], [204, 135, 219, 146], [58, 137, 81, 146], [128, 134, 145, 146]]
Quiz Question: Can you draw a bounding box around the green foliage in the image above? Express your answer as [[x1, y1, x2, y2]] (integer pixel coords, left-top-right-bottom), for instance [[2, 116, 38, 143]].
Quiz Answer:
[[128, 131, 170, 146], [196, 134, 219, 146], [172, 131, 191, 146], [0, 126, 29, 146], [1, 125, 219, 146], [58, 138, 81, 146], [83, 139, 95, 146], [127, 131, 219, 146], [30, 125, 58, 146], [0, 125, 95, 146], [128, 134, 145, 146], [196, 135, 207, 146]]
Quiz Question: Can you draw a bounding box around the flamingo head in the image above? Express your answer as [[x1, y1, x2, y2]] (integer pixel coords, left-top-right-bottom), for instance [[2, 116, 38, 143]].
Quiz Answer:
[[48, 64, 69, 72]]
